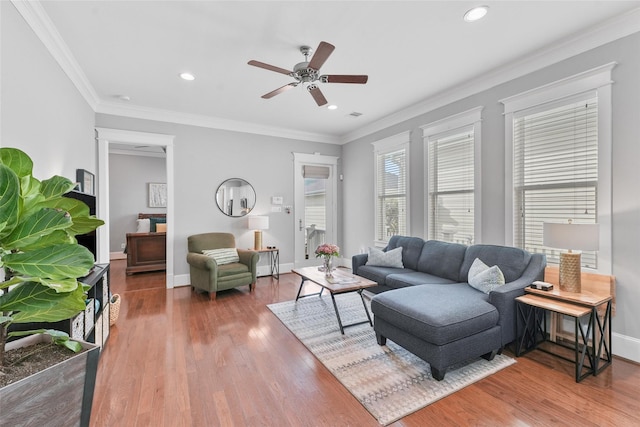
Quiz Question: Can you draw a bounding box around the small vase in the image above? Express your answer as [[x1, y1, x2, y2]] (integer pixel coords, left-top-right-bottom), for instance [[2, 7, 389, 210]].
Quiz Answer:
[[323, 257, 333, 278]]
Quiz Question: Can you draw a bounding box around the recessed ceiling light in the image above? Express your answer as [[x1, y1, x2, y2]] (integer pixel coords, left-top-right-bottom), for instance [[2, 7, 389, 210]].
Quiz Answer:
[[327, 105, 338, 110], [114, 94, 130, 101], [179, 72, 195, 81], [464, 6, 489, 22]]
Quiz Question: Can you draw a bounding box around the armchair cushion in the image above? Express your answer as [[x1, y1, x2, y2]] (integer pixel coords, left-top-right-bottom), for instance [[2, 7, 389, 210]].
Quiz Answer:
[[217, 263, 250, 277], [203, 248, 240, 265]]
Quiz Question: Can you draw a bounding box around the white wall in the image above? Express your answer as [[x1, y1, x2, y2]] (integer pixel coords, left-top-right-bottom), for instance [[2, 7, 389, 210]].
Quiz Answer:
[[342, 32, 640, 361], [0, 2, 95, 180], [109, 153, 167, 252], [95, 114, 342, 278]]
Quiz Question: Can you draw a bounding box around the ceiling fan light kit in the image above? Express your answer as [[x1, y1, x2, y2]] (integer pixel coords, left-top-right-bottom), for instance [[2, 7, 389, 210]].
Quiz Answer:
[[248, 41, 368, 106]]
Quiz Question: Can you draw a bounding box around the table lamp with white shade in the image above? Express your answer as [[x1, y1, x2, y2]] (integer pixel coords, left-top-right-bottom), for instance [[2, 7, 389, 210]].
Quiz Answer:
[[543, 220, 599, 293], [248, 216, 269, 250]]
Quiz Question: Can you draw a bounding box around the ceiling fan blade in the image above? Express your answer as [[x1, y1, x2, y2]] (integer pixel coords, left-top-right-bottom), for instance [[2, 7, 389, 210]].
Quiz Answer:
[[321, 74, 368, 84], [308, 41, 335, 70], [248, 60, 293, 76], [308, 85, 328, 106], [262, 83, 298, 99]]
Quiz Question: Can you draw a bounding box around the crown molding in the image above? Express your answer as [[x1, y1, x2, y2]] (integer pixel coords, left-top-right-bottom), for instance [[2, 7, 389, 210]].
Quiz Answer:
[[12, 0, 99, 110], [15, 0, 337, 144], [96, 101, 340, 144], [342, 7, 640, 144], [16, 1, 639, 146]]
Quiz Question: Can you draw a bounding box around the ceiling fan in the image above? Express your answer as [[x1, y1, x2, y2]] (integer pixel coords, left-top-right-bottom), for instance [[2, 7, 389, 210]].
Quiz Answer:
[[248, 41, 368, 106]]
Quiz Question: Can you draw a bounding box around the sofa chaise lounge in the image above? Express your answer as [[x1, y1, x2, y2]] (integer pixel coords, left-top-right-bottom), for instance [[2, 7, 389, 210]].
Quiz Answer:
[[352, 237, 546, 380]]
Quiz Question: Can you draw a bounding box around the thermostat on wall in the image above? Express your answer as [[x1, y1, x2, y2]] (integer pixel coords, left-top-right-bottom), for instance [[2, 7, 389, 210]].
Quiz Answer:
[[271, 196, 283, 205]]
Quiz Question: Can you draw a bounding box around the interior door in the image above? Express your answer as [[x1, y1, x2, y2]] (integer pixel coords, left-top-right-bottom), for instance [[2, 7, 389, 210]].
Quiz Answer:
[[293, 153, 338, 268]]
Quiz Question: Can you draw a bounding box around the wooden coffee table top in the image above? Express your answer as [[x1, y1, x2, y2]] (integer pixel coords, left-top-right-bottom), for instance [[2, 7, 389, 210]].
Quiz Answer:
[[291, 266, 377, 294]]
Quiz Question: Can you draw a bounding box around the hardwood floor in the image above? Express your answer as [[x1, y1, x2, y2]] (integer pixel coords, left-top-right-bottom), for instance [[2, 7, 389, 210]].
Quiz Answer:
[[91, 260, 640, 426]]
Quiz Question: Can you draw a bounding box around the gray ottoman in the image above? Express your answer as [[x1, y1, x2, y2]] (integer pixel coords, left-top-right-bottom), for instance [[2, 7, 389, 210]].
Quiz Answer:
[[371, 284, 502, 380]]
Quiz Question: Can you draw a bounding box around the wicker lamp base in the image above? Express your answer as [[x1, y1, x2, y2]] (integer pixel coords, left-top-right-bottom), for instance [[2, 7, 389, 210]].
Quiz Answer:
[[559, 251, 582, 293], [254, 230, 263, 250]]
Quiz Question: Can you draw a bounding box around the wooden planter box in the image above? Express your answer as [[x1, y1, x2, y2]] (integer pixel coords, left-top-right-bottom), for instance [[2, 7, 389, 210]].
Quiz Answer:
[[0, 334, 100, 427]]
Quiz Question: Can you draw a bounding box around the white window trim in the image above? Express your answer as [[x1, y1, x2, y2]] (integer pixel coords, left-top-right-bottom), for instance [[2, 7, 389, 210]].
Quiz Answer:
[[501, 62, 615, 274], [421, 107, 483, 243], [372, 131, 411, 247]]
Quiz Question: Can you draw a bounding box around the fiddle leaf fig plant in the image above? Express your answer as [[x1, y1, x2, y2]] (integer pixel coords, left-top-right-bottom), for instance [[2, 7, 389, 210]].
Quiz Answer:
[[0, 147, 104, 367]]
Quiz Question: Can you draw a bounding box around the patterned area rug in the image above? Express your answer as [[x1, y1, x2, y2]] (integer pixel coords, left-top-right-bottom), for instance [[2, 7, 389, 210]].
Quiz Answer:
[[268, 292, 515, 425]]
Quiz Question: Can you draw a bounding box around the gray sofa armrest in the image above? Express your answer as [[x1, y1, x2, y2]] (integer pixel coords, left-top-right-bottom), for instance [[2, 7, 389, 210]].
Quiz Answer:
[[352, 253, 368, 275], [489, 253, 546, 346]]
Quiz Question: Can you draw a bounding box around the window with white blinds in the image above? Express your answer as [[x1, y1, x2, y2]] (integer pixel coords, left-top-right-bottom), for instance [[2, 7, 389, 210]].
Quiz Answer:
[[513, 95, 598, 268], [428, 129, 475, 244], [373, 133, 409, 244]]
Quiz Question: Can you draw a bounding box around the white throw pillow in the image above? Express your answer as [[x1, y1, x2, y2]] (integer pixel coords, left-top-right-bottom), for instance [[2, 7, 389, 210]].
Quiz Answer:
[[202, 248, 240, 265], [468, 258, 505, 294], [136, 218, 150, 233], [366, 246, 404, 268]]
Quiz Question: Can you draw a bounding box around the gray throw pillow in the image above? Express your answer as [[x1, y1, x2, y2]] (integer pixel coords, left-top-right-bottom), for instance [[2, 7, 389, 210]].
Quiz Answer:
[[203, 248, 240, 265], [366, 246, 404, 268], [468, 257, 505, 294]]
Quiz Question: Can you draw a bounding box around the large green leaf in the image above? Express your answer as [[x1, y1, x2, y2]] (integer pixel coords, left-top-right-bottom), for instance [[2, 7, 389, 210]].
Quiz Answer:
[[40, 175, 75, 201], [20, 174, 44, 214], [0, 148, 33, 179], [2, 208, 72, 250], [6, 275, 80, 293], [2, 243, 93, 280], [43, 197, 104, 235], [0, 164, 20, 239], [69, 215, 104, 236], [0, 281, 86, 324], [18, 229, 71, 251]]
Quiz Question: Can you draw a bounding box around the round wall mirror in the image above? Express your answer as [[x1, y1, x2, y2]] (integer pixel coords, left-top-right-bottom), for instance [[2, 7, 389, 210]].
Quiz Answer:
[[215, 178, 256, 217]]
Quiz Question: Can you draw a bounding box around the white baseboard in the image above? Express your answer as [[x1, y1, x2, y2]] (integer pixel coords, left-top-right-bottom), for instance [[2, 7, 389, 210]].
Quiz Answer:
[[173, 274, 191, 288], [613, 332, 640, 363], [110, 251, 126, 260]]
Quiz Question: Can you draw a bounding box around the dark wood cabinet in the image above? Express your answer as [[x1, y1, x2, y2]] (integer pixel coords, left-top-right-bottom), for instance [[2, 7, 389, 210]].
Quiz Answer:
[[126, 232, 166, 275]]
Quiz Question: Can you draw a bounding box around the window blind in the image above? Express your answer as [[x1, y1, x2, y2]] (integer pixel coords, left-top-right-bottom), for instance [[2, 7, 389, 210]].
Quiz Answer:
[[428, 130, 474, 244], [376, 148, 407, 242], [302, 165, 330, 179], [513, 96, 598, 268]]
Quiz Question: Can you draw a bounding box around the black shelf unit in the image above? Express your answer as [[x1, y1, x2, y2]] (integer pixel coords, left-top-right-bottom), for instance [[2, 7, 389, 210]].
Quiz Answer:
[[78, 263, 111, 347], [7, 263, 111, 349]]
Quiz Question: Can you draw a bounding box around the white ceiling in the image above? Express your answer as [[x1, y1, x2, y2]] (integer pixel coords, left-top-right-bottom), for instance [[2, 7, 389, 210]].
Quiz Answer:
[[30, 1, 640, 143]]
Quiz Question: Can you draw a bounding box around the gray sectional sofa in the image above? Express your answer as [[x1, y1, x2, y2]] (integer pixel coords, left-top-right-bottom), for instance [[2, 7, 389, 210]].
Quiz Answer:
[[352, 236, 546, 380]]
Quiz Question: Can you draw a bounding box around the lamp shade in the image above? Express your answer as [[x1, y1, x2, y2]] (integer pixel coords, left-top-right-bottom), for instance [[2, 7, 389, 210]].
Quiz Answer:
[[543, 222, 599, 251], [248, 216, 269, 230]]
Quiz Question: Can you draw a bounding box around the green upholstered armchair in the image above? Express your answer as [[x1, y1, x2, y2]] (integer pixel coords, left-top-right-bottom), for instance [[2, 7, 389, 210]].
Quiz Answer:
[[186, 232, 259, 299]]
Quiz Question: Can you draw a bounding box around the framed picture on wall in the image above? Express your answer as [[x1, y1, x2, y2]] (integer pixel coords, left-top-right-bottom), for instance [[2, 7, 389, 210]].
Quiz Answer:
[[76, 169, 95, 195], [148, 183, 167, 207]]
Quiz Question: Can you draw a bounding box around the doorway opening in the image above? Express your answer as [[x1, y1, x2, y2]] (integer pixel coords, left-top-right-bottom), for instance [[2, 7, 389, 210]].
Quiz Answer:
[[96, 128, 175, 288], [293, 153, 338, 268]]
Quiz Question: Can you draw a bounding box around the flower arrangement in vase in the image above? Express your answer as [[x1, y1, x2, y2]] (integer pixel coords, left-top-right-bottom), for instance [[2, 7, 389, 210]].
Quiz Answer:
[[315, 243, 340, 277]]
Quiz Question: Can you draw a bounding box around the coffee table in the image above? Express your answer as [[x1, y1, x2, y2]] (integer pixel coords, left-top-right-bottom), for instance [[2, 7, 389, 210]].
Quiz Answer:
[[291, 266, 377, 334]]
